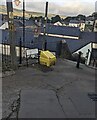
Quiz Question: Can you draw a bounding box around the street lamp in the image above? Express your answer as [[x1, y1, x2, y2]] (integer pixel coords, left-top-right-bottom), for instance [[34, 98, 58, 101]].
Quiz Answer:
[[43, 2, 48, 51], [6, 0, 17, 69], [14, 0, 25, 64], [14, 0, 25, 49]]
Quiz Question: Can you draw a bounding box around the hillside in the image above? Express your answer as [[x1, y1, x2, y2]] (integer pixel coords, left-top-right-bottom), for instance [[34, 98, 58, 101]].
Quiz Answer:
[[0, 5, 66, 19]]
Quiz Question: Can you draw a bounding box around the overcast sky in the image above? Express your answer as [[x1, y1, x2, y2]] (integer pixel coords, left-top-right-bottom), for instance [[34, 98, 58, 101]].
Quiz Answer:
[[0, 0, 97, 16]]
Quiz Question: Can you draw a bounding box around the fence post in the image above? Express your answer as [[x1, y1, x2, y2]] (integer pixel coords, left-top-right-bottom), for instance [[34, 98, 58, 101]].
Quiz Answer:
[[76, 51, 82, 68], [19, 38, 22, 64]]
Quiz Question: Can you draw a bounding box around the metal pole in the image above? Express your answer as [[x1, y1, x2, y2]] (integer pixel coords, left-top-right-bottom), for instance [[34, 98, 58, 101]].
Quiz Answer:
[[76, 51, 82, 68], [23, 0, 25, 48], [19, 37, 22, 64], [6, 0, 17, 70], [43, 2, 48, 51]]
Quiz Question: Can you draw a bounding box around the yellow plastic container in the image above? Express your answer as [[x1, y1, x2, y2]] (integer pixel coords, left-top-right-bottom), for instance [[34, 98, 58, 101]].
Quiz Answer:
[[39, 50, 56, 67]]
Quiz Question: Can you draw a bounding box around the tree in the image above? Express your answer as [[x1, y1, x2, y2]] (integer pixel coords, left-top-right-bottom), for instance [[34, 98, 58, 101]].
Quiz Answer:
[[76, 14, 86, 21], [92, 12, 97, 19], [64, 16, 72, 23], [51, 15, 61, 23], [95, 23, 97, 29], [29, 15, 34, 20]]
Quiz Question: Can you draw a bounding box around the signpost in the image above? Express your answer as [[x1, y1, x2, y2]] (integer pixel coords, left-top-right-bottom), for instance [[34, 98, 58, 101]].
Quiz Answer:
[[33, 26, 41, 63], [33, 27, 41, 38]]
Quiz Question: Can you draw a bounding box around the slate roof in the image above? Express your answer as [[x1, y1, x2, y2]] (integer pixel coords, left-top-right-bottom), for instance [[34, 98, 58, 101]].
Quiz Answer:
[[14, 20, 23, 27], [41, 24, 80, 37], [0, 15, 2, 26], [0, 25, 97, 54], [0, 28, 34, 47], [69, 20, 80, 24], [38, 32, 96, 53], [25, 20, 40, 27], [15, 27, 34, 47], [66, 32, 96, 53]]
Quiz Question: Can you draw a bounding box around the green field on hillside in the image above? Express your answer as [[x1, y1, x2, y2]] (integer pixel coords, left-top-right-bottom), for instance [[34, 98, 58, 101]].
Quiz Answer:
[[0, 5, 66, 19]]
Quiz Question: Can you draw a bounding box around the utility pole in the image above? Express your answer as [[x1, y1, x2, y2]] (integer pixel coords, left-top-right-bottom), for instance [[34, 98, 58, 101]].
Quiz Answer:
[[14, 0, 25, 62], [6, 0, 17, 69], [23, 0, 25, 48], [42, 2, 48, 51]]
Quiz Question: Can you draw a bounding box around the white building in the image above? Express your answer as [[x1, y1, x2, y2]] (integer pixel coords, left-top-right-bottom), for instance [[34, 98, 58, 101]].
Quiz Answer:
[[0, 22, 8, 30], [94, 19, 97, 32], [69, 20, 79, 27], [69, 20, 85, 31], [85, 20, 94, 26], [73, 42, 97, 66], [54, 21, 63, 26]]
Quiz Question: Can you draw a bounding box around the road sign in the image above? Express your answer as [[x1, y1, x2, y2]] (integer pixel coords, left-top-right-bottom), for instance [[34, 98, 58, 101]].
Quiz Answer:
[[33, 27, 41, 38]]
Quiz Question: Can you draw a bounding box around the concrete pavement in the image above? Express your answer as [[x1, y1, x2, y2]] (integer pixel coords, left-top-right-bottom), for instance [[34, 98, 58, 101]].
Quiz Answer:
[[2, 59, 96, 118], [19, 89, 65, 118], [0, 70, 2, 119]]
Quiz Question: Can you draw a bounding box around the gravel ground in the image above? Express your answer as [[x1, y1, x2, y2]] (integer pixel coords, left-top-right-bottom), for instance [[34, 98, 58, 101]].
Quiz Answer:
[[2, 58, 96, 118]]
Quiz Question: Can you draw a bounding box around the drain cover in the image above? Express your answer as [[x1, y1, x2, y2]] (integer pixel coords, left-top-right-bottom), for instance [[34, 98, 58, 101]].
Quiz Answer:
[[88, 93, 97, 101]]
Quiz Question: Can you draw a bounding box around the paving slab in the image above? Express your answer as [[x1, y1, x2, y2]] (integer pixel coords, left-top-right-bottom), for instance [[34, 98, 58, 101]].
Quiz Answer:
[[0, 75, 2, 119], [0, 104, 2, 120], [59, 84, 95, 118], [0, 95, 2, 120], [19, 89, 65, 118], [68, 92, 95, 116]]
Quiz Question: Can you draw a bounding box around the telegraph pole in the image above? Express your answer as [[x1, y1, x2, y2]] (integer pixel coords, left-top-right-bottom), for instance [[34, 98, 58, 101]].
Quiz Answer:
[[6, 0, 17, 69], [43, 2, 48, 51], [23, 0, 25, 48], [14, 0, 25, 62]]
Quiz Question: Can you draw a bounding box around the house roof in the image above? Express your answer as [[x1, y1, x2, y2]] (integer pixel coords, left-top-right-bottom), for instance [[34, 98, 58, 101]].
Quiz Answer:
[[0, 14, 2, 20], [0, 20, 24, 30], [0, 25, 96, 54], [38, 32, 96, 53], [25, 20, 40, 27], [41, 24, 80, 37], [0, 28, 35, 48], [86, 16, 94, 21], [0, 15, 3, 26], [69, 20, 80, 24], [66, 32, 96, 53]]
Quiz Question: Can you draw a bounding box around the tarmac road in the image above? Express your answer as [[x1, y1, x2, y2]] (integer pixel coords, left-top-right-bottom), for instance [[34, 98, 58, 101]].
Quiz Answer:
[[2, 58, 96, 118]]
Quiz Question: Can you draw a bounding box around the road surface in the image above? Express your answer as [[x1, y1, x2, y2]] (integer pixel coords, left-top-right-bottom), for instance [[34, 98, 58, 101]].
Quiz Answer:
[[2, 59, 96, 118]]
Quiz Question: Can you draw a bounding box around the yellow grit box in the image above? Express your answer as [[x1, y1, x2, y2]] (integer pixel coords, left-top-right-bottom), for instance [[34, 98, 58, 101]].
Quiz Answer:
[[39, 50, 56, 67]]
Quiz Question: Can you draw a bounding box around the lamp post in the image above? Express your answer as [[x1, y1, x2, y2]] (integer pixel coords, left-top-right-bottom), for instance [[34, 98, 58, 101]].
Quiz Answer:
[[23, 0, 25, 49], [14, 0, 25, 47], [14, 0, 25, 63], [42, 2, 48, 51], [6, 0, 17, 69]]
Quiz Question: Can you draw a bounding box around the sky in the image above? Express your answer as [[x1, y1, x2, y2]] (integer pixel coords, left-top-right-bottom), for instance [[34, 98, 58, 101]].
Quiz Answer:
[[0, 0, 97, 16]]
